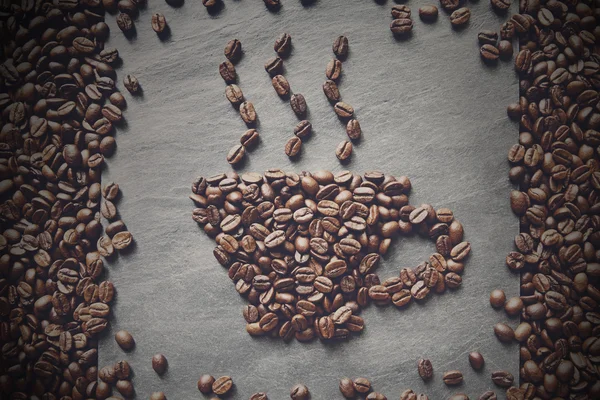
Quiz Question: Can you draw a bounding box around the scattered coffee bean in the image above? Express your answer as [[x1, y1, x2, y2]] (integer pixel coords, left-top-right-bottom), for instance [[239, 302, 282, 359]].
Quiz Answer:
[[241, 129, 260, 148], [239, 101, 257, 125], [265, 56, 284, 76], [150, 393, 167, 400], [450, 7, 470, 27], [294, 120, 312, 139], [124, 74, 140, 94], [334, 102, 354, 118], [226, 84, 244, 106], [326, 59, 343, 81], [151, 12, 167, 33], [468, 352, 484, 370], [333, 35, 349, 59], [272, 75, 291, 96], [290, 383, 309, 400], [115, 330, 135, 350], [442, 370, 463, 385], [478, 31, 498, 45], [390, 18, 414, 35], [353, 377, 371, 393], [152, 354, 168, 375], [198, 375, 215, 394], [285, 137, 302, 157], [418, 358, 433, 380], [493, 323, 514, 342], [117, 12, 134, 32], [213, 376, 233, 395], [489, 289, 506, 308], [225, 39, 242, 63], [490, 0, 511, 12], [323, 80, 341, 102], [336, 140, 353, 161], [339, 378, 356, 398], [439, 0, 459, 11], [491, 370, 514, 387], [290, 94, 307, 116], [419, 5, 438, 20], [480, 44, 500, 62], [274, 33, 292, 57], [497, 40, 513, 59], [219, 60, 237, 83], [392, 5, 411, 18], [346, 119, 362, 140]]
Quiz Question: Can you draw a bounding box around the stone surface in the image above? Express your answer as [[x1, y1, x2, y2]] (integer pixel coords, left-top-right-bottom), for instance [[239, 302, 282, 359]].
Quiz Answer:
[[100, 0, 519, 398]]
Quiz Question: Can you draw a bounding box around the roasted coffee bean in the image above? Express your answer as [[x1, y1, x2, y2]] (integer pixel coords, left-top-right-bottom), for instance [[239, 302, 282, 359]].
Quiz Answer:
[[198, 375, 215, 393], [123, 74, 140, 94], [290, 383, 309, 400], [336, 140, 352, 161], [478, 392, 496, 400], [227, 144, 246, 165], [239, 101, 257, 125], [497, 41, 513, 59], [490, 0, 511, 12], [339, 377, 356, 398], [274, 33, 292, 57], [115, 330, 135, 350], [150, 393, 167, 400], [480, 45, 499, 62], [225, 39, 242, 63], [442, 370, 463, 385], [478, 31, 498, 45], [418, 358, 433, 380], [333, 36, 349, 59], [468, 352, 484, 370], [419, 5, 438, 20], [294, 120, 312, 139], [219, 60, 237, 83], [326, 59, 343, 80], [226, 84, 244, 105], [116, 12, 134, 32], [290, 94, 307, 116], [334, 102, 354, 118], [241, 129, 260, 148], [450, 7, 470, 26], [353, 377, 371, 393], [392, 5, 411, 18], [152, 354, 168, 375], [494, 323, 514, 342], [285, 137, 302, 157], [491, 370, 514, 387], [390, 18, 413, 35], [151, 13, 167, 33], [346, 119, 362, 140], [323, 80, 341, 102], [213, 376, 233, 395], [439, 0, 459, 11], [265, 56, 284, 76], [272, 75, 290, 96], [489, 289, 505, 307]]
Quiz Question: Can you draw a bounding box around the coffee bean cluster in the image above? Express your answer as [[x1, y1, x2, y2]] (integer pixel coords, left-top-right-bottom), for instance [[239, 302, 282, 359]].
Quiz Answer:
[[390, 5, 414, 36], [340, 377, 429, 400], [220, 39, 261, 166], [97, 360, 135, 398], [265, 33, 311, 159], [0, 0, 141, 394], [488, 1, 600, 399], [191, 170, 470, 342]]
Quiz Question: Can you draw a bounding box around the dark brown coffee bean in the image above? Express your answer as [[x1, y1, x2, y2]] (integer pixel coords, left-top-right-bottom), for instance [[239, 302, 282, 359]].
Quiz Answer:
[[151, 13, 167, 33], [151, 354, 168, 375], [116, 12, 134, 32], [219, 60, 237, 83], [290, 94, 307, 116], [390, 18, 413, 35], [213, 376, 233, 395], [339, 377, 355, 398], [274, 33, 292, 57], [469, 352, 484, 370], [353, 377, 371, 393], [418, 358, 433, 380], [391, 5, 411, 18], [115, 330, 134, 350], [334, 102, 354, 118], [326, 59, 343, 80], [439, 0, 459, 11], [498, 41, 513, 59], [123, 74, 139, 94], [490, 0, 511, 12], [442, 370, 463, 385], [478, 391, 496, 400], [346, 119, 361, 140], [226, 84, 244, 105], [494, 323, 515, 342], [491, 370, 514, 387], [323, 80, 341, 102], [272, 75, 290, 96], [478, 31, 498, 45], [224, 39, 242, 63], [227, 144, 246, 165], [265, 56, 284, 76], [333, 36, 349, 58], [241, 129, 260, 148], [336, 140, 352, 161], [285, 137, 302, 157], [480, 44, 499, 62], [450, 7, 470, 26], [419, 5, 438, 20], [239, 101, 257, 125], [294, 120, 312, 139], [290, 383, 309, 400]]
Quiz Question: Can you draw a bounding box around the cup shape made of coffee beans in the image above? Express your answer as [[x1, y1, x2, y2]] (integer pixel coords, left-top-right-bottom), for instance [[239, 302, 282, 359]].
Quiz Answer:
[[191, 170, 471, 342]]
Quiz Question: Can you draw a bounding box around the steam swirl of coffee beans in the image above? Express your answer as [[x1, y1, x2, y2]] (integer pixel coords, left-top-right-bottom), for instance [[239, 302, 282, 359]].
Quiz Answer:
[[0, 0, 137, 394], [191, 170, 470, 341]]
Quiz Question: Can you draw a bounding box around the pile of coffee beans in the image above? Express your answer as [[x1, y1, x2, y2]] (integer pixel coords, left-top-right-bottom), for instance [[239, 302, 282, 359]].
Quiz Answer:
[[488, 1, 600, 399], [220, 39, 262, 166], [0, 0, 142, 394], [191, 170, 470, 341]]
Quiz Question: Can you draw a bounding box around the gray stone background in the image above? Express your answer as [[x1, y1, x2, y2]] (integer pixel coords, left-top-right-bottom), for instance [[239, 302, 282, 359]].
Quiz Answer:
[[99, 0, 521, 398]]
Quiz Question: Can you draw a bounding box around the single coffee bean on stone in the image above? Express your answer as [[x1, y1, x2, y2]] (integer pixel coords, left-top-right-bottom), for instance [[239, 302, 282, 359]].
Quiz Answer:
[[225, 84, 244, 106], [450, 8, 470, 26], [497, 40, 513, 59], [294, 120, 312, 139], [224, 39, 242, 63], [480, 44, 500, 62], [418, 358, 433, 380], [478, 391, 496, 400], [265, 56, 284, 76], [478, 31, 498, 45], [290, 94, 307, 116], [198, 375, 215, 393], [152, 354, 168, 375], [150, 393, 167, 400], [274, 33, 292, 57], [285, 137, 302, 157], [468, 352, 484, 370], [290, 383, 309, 400], [490, 0, 511, 12], [239, 101, 257, 125], [439, 0, 459, 11], [333, 35, 349, 59], [493, 322, 514, 342], [339, 378, 356, 398], [219, 60, 237, 83], [390, 18, 414, 35], [241, 129, 260, 148], [391, 5, 411, 18], [272, 75, 291, 96], [419, 5, 438, 20], [336, 140, 353, 161], [449, 394, 469, 400], [442, 370, 463, 385], [489, 289, 505, 307], [151, 12, 167, 33], [123, 74, 140, 94], [346, 119, 362, 140], [116, 12, 134, 32], [213, 376, 233, 395], [353, 377, 371, 393], [326, 59, 343, 80], [115, 330, 135, 350], [491, 370, 514, 387], [203, 0, 218, 7], [334, 102, 354, 118], [323, 80, 341, 102]]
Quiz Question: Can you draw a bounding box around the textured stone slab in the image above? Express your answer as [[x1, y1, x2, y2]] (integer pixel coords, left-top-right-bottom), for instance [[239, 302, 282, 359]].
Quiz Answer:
[[100, 0, 519, 398]]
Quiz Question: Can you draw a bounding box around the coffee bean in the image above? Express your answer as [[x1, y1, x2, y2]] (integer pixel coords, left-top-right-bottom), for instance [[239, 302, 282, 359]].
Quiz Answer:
[[346, 119, 361, 140], [114, 360, 131, 380], [265, 56, 284, 76], [439, 0, 459, 11], [366, 393, 387, 400], [390, 18, 413, 35], [116, 380, 134, 397], [115, 330, 135, 350], [334, 102, 354, 118], [490, 0, 511, 12], [326, 59, 343, 81], [339, 377, 355, 398], [353, 377, 371, 393], [227, 144, 246, 165], [239, 101, 257, 125], [290, 94, 307, 116], [274, 33, 292, 57], [418, 358, 433, 380], [285, 137, 302, 157], [290, 383, 309, 400], [391, 4, 411, 18], [493, 323, 515, 342], [419, 5, 438, 20], [323, 80, 341, 102], [478, 31, 498, 46], [203, 0, 219, 7], [450, 8, 470, 27], [272, 75, 290, 96], [468, 352, 484, 370], [213, 376, 233, 395], [150, 393, 167, 400], [123, 74, 140, 94], [116, 12, 134, 32], [225, 39, 242, 63], [250, 393, 268, 400], [442, 370, 463, 385], [449, 395, 469, 400], [478, 392, 497, 400], [497, 40, 513, 59], [336, 140, 352, 161], [263, 0, 280, 8], [151, 13, 167, 33], [152, 354, 168, 375], [480, 45, 500, 62], [112, 231, 133, 250], [491, 370, 514, 387], [219, 60, 237, 83], [294, 120, 312, 139], [241, 129, 260, 148], [333, 36, 349, 59], [504, 296, 523, 316], [226, 84, 244, 106]]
